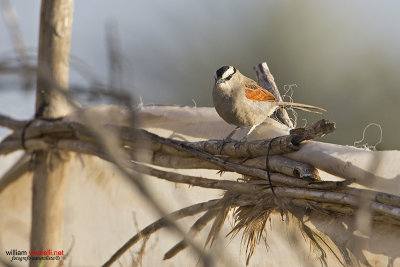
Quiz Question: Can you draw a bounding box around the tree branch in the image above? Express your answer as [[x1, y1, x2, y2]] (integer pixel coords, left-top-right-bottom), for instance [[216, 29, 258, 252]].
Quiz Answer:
[[30, 1, 74, 266], [102, 199, 222, 267]]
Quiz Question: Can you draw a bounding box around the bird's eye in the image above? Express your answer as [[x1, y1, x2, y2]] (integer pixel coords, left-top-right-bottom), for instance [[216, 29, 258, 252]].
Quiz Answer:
[[226, 74, 233, 81]]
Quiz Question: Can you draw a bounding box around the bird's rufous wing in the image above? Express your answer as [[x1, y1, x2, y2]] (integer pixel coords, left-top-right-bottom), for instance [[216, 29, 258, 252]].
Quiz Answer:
[[244, 81, 276, 102]]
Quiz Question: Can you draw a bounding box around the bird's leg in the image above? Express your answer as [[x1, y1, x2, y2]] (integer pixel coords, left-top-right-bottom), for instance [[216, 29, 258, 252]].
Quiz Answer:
[[234, 124, 258, 150], [218, 126, 240, 154], [226, 126, 240, 140]]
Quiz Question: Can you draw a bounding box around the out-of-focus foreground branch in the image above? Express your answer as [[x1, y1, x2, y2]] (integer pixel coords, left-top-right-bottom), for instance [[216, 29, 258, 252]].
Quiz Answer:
[[29, 1, 73, 267]]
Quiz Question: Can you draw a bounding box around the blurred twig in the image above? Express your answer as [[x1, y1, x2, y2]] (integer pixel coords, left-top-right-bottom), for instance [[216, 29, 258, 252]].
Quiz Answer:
[[1, 0, 28, 64], [1, 0, 33, 90], [0, 153, 30, 194], [105, 21, 123, 91], [102, 199, 222, 267]]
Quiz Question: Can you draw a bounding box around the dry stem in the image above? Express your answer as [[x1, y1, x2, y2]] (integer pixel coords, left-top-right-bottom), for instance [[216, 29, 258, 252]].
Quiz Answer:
[[102, 199, 222, 267]]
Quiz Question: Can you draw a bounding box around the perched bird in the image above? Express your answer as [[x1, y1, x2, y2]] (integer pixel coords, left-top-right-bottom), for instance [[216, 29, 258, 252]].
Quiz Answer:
[[213, 65, 325, 142]]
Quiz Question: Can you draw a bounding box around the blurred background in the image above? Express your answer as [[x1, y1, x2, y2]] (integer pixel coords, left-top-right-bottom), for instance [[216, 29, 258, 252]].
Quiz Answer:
[[1, 0, 399, 149]]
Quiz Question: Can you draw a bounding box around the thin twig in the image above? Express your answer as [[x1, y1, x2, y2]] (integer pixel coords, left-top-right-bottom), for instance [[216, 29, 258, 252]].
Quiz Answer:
[[0, 114, 27, 130], [164, 210, 219, 260], [102, 199, 222, 267]]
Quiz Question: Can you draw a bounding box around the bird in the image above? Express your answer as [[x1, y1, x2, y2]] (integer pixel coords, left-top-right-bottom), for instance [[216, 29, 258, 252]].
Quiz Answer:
[[212, 65, 326, 144]]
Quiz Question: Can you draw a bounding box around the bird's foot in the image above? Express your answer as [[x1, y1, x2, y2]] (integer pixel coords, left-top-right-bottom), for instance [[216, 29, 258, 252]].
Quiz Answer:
[[234, 136, 248, 150], [234, 141, 242, 150], [217, 137, 233, 154], [216, 170, 226, 176]]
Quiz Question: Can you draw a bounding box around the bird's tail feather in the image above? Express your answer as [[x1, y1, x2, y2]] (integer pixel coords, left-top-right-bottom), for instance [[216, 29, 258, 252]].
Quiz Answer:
[[277, 102, 326, 114]]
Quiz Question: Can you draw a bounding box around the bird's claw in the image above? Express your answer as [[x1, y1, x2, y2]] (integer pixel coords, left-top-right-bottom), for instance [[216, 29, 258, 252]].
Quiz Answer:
[[216, 170, 226, 176], [234, 136, 248, 150], [217, 137, 232, 154], [234, 141, 242, 150]]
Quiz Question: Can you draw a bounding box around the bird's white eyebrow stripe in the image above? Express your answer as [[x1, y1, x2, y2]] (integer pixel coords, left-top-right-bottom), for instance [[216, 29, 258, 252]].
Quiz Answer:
[[221, 66, 235, 79]]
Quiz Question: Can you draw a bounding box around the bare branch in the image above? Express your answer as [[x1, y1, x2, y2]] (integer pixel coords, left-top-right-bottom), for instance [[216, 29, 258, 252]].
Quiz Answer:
[[102, 199, 222, 267], [290, 119, 336, 141], [130, 163, 400, 222], [0, 114, 28, 130], [1, 0, 29, 63], [0, 124, 338, 190], [164, 210, 218, 260], [30, 1, 74, 266]]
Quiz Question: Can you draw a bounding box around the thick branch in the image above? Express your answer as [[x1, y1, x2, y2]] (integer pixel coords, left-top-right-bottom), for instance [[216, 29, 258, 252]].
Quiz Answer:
[[30, 1, 73, 267], [3, 120, 298, 156], [1, 118, 321, 181], [0, 135, 337, 190], [144, 131, 341, 190], [2, 117, 335, 158]]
